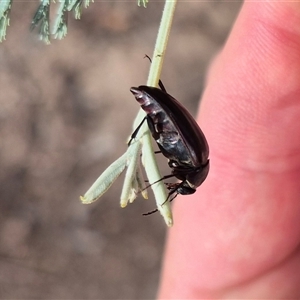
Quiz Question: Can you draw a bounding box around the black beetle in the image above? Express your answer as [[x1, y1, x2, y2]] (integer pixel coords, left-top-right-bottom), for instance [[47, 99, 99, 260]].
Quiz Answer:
[[129, 83, 209, 206]]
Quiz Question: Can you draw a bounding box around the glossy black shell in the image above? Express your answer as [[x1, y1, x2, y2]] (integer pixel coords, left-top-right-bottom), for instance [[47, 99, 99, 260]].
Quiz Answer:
[[130, 86, 209, 191]]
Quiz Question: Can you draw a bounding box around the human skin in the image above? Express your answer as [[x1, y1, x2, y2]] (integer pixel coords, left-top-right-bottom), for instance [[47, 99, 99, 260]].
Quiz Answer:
[[158, 2, 300, 299]]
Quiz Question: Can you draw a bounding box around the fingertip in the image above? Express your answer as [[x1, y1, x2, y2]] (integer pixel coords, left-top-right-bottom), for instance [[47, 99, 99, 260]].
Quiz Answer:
[[199, 1, 300, 170]]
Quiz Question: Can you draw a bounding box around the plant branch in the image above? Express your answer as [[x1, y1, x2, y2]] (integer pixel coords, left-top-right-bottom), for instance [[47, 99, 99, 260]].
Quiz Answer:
[[81, 0, 178, 227], [132, 0, 178, 226]]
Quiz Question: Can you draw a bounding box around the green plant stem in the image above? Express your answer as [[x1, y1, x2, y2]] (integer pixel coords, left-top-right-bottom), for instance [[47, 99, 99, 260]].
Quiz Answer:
[[133, 0, 177, 227], [147, 0, 177, 87], [82, 0, 178, 227]]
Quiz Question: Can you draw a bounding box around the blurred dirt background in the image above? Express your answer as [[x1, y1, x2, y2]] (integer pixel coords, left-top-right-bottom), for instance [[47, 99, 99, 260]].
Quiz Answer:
[[0, 1, 241, 299]]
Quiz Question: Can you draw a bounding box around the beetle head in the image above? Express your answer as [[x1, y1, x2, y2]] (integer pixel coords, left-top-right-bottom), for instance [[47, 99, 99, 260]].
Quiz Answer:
[[176, 182, 196, 195]]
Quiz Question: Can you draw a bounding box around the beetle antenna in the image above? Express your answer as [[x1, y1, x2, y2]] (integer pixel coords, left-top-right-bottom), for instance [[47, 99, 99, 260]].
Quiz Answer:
[[141, 174, 176, 192]]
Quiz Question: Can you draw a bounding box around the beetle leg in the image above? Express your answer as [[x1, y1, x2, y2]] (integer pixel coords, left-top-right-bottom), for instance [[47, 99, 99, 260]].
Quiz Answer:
[[158, 80, 167, 93], [128, 116, 147, 145], [142, 182, 180, 216], [142, 208, 158, 216]]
